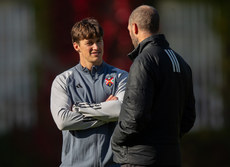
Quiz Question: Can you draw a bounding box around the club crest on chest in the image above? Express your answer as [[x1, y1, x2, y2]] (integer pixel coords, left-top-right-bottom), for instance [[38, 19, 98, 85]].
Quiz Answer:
[[105, 76, 115, 87]]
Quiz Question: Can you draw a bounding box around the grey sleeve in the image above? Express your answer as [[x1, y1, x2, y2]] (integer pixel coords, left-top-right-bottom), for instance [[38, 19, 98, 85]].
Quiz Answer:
[[77, 71, 128, 122], [75, 100, 121, 122], [114, 72, 128, 102], [50, 76, 105, 131]]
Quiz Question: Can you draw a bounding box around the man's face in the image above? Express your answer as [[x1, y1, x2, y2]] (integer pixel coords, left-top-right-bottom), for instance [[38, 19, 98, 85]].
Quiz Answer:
[[128, 24, 139, 48], [76, 37, 104, 66]]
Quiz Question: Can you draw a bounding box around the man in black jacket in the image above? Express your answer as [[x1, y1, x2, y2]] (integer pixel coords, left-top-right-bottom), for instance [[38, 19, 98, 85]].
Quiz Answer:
[[111, 5, 196, 167]]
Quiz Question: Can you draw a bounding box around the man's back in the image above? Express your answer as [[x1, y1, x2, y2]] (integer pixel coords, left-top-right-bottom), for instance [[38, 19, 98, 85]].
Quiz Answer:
[[111, 35, 196, 166], [112, 5, 195, 167]]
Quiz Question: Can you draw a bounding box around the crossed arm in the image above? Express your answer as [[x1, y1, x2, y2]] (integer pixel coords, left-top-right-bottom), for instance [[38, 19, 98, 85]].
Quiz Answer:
[[73, 95, 120, 122], [50, 73, 127, 131], [50, 84, 122, 131]]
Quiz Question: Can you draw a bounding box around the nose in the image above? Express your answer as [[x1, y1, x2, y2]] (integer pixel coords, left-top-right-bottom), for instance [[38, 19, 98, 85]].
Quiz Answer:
[[92, 43, 99, 50]]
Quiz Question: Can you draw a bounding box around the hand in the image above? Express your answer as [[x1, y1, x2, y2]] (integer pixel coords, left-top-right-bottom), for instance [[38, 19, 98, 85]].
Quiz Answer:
[[106, 95, 118, 101]]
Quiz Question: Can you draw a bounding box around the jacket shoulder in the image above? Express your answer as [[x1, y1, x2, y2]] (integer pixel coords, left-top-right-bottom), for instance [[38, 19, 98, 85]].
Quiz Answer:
[[104, 63, 128, 77], [52, 66, 76, 87], [133, 44, 161, 70]]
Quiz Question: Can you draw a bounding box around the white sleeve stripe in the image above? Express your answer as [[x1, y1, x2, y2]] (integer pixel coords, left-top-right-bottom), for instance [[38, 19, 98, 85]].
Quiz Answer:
[[164, 49, 181, 73], [165, 49, 176, 72], [169, 49, 181, 73]]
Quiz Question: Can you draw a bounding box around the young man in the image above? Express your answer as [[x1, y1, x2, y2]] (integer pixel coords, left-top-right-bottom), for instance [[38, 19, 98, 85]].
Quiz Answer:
[[111, 5, 196, 167], [50, 18, 128, 167]]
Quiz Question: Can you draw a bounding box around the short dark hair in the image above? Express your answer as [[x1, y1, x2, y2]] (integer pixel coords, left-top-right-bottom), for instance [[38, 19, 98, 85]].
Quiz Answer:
[[71, 18, 104, 43], [129, 5, 160, 34]]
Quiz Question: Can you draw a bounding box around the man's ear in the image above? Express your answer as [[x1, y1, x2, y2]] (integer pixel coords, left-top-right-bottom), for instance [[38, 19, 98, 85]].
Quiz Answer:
[[73, 42, 80, 52], [133, 23, 138, 35]]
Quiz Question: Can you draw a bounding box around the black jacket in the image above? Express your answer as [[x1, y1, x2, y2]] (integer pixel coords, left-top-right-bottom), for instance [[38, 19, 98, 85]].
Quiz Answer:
[[111, 34, 196, 166]]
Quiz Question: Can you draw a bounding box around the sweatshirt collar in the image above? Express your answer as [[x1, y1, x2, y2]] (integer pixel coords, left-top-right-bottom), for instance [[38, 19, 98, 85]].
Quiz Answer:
[[76, 61, 104, 74]]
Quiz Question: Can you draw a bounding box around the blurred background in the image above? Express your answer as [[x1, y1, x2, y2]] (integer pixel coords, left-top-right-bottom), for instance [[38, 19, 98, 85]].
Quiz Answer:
[[0, 0, 229, 166]]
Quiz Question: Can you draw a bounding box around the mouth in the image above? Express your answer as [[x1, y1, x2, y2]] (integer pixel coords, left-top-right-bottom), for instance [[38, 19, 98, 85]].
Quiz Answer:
[[91, 51, 101, 56]]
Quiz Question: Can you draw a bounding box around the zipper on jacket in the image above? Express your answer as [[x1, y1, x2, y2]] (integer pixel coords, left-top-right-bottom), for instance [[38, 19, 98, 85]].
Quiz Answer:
[[90, 67, 97, 103]]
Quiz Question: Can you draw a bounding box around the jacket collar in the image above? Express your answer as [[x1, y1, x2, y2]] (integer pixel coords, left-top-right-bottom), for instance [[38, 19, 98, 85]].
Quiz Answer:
[[128, 34, 169, 61], [76, 61, 104, 75]]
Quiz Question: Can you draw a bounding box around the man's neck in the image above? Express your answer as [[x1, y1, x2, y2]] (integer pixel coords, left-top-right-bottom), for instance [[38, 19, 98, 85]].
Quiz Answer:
[[138, 31, 156, 44]]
